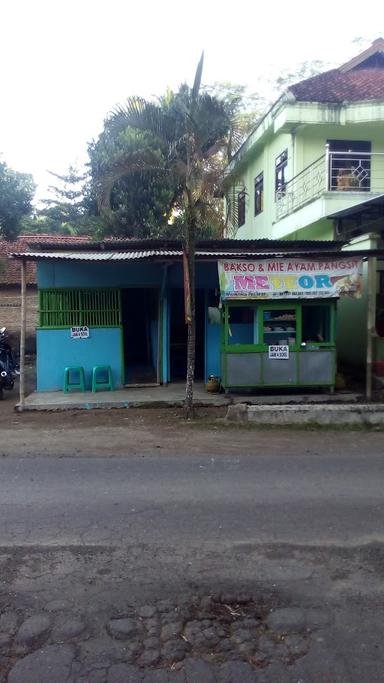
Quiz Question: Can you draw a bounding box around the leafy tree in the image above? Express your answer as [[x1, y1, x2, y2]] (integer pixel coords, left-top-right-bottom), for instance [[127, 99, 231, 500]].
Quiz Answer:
[[98, 55, 237, 416], [88, 127, 175, 238], [0, 159, 35, 240], [204, 82, 264, 152], [36, 165, 93, 236]]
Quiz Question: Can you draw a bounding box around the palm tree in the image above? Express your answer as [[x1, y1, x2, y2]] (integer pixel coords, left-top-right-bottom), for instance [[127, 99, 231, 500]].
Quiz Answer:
[[98, 54, 236, 417]]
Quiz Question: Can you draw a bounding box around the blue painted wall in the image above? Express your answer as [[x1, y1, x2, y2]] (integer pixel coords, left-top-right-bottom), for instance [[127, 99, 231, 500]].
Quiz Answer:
[[38, 260, 220, 290], [205, 321, 221, 381], [38, 261, 165, 288], [37, 327, 122, 391], [36, 260, 222, 390]]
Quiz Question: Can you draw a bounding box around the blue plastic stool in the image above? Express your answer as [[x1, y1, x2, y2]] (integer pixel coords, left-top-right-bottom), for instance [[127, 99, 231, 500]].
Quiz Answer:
[[92, 365, 114, 392], [63, 367, 86, 393]]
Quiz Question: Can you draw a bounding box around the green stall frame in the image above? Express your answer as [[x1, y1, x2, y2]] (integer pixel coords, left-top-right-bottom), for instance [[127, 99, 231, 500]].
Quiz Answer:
[[221, 299, 337, 391]]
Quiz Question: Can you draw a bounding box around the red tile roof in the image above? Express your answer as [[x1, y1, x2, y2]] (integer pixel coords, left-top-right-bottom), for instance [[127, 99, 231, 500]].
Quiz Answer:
[[0, 235, 92, 285], [289, 67, 384, 104]]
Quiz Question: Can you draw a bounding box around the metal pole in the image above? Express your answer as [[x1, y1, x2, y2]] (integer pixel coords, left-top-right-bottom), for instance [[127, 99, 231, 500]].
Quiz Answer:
[[366, 255, 377, 401], [19, 258, 26, 411], [325, 143, 330, 192]]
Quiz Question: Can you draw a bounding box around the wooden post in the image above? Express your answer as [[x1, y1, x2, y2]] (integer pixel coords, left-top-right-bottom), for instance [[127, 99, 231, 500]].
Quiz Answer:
[[366, 255, 377, 401], [19, 258, 26, 411]]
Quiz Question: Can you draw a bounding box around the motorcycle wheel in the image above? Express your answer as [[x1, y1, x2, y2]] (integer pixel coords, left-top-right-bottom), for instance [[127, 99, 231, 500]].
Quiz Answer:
[[0, 387, 3, 400]]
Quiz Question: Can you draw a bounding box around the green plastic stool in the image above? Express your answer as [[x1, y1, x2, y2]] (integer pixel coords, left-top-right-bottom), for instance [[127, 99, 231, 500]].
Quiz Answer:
[[92, 365, 114, 392], [63, 366, 86, 393]]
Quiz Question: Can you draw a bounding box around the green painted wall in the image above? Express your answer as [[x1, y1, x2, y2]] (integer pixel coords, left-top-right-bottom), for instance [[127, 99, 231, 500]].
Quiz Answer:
[[229, 99, 384, 242], [235, 132, 292, 240], [283, 219, 334, 241], [337, 236, 376, 368]]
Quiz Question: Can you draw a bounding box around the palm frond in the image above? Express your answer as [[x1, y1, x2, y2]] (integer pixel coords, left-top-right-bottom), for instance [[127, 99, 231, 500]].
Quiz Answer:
[[191, 52, 204, 111], [96, 148, 168, 212], [108, 97, 177, 146]]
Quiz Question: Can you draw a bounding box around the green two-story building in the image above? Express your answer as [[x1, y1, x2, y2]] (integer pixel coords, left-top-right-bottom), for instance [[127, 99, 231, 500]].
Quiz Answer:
[[225, 39, 384, 374]]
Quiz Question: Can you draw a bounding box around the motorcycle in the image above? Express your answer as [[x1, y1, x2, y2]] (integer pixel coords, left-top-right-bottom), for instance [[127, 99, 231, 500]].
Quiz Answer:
[[0, 327, 19, 400]]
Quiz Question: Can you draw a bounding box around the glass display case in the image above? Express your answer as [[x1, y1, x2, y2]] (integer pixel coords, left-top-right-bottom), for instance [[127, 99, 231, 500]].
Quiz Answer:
[[221, 300, 336, 390]]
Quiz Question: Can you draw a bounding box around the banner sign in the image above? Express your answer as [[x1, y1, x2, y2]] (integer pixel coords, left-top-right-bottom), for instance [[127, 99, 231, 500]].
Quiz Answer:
[[70, 326, 89, 339], [218, 258, 363, 300], [269, 345, 289, 359]]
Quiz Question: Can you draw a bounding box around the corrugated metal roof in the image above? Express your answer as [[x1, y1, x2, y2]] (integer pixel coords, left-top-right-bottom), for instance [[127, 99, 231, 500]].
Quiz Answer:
[[18, 237, 346, 252], [10, 250, 183, 261], [9, 248, 378, 261]]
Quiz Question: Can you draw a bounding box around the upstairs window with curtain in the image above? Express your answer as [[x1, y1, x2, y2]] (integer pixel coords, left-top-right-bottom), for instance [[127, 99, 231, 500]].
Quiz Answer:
[[275, 150, 288, 198], [254, 172, 264, 215], [238, 191, 246, 227]]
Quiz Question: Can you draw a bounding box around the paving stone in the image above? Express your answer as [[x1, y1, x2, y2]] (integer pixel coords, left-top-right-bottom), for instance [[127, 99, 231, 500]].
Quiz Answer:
[[185, 658, 217, 683], [168, 672, 186, 683], [200, 596, 213, 610], [53, 617, 86, 640], [304, 608, 331, 628], [0, 632, 11, 649], [108, 663, 143, 683], [144, 636, 161, 649], [107, 617, 139, 640], [238, 641, 256, 655], [79, 637, 130, 669], [161, 622, 183, 641], [162, 639, 188, 662], [266, 607, 307, 632], [143, 671, 170, 683], [283, 633, 310, 656], [257, 634, 276, 656], [138, 645, 161, 665], [241, 618, 260, 629], [15, 614, 51, 646], [125, 640, 142, 661], [45, 600, 72, 613], [288, 639, 349, 682], [219, 661, 258, 683], [231, 628, 253, 644], [8, 644, 74, 683], [145, 618, 160, 631], [184, 622, 200, 639], [200, 620, 212, 629], [139, 605, 158, 619], [202, 627, 220, 644], [0, 610, 19, 634], [157, 600, 174, 612], [218, 638, 233, 653], [79, 670, 107, 683], [257, 661, 291, 683]]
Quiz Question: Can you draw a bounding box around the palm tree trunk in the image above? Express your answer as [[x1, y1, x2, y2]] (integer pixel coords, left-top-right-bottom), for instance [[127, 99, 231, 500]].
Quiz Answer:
[[184, 203, 196, 419]]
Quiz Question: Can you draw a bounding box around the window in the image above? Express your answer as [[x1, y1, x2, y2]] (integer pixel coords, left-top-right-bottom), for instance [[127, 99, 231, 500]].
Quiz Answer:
[[302, 305, 331, 343], [238, 191, 246, 227], [254, 173, 264, 215], [227, 305, 257, 345], [263, 308, 296, 346], [39, 289, 121, 328], [275, 150, 288, 197], [328, 140, 371, 191]]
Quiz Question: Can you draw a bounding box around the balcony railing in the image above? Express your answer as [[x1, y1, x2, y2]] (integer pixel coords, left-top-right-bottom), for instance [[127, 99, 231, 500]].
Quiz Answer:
[[275, 148, 384, 221]]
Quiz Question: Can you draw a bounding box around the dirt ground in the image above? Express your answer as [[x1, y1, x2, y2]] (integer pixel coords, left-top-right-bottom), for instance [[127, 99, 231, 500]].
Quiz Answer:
[[1, 386, 384, 458]]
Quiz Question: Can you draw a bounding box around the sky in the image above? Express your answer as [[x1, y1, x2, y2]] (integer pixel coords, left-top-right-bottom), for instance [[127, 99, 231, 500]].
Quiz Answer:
[[0, 0, 382, 202]]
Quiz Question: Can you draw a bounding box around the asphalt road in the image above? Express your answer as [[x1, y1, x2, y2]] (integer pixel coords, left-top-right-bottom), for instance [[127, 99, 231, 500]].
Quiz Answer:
[[2, 449, 384, 681], [0, 451, 384, 547]]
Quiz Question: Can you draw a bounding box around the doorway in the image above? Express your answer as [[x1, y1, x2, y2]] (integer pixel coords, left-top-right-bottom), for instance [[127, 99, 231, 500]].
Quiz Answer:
[[169, 288, 205, 380], [122, 288, 159, 385]]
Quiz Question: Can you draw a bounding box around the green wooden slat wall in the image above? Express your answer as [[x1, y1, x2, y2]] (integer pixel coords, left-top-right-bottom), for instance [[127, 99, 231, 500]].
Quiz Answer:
[[39, 289, 120, 328]]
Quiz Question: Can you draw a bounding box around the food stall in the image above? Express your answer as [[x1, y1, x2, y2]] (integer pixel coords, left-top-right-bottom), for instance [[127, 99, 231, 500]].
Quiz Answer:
[[218, 256, 363, 391]]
